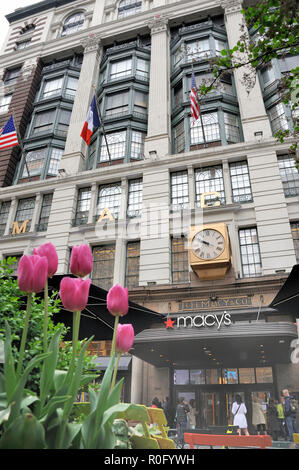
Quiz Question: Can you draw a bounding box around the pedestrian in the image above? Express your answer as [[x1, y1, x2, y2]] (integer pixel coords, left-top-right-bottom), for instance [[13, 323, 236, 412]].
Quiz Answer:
[[176, 397, 190, 445], [282, 389, 298, 442], [252, 396, 266, 435], [267, 399, 281, 441], [188, 399, 198, 430], [163, 396, 175, 428], [151, 397, 162, 409], [231, 394, 249, 436], [276, 397, 288, 441]]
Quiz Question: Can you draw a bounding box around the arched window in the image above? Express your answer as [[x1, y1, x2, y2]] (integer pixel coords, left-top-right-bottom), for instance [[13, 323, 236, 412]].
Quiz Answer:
[[118, 0, 142, 19], [61, 12, 84, 36]]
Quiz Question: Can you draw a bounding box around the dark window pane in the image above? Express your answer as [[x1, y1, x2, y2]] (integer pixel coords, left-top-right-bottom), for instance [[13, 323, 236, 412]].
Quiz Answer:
[[92, 245, 115, 291]]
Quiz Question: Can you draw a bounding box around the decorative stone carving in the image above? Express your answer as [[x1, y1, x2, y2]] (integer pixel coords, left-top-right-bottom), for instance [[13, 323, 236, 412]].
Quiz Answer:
[[21, 58, 39, 80], [146, 14, 169, 34], [220, 0, 243, 14], [81, 33, 102, 54]]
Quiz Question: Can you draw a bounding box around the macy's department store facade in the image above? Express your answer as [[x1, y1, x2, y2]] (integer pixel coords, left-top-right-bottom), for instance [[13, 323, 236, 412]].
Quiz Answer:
[[129, 280, 299, 431]]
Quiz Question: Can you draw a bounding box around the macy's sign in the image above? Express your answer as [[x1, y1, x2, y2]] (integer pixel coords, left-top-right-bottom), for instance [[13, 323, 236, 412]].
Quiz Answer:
[[165, 312, 232, 330]]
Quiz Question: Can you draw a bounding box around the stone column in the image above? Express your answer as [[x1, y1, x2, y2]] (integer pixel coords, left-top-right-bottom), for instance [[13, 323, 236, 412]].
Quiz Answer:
[[222, 161, 233, 205], [91, 0, 105, 26], [45, 183, 77, 274], [60, 34, 102, 175], [139, 167, 170, 285], [29, 192, 42, 233], [221, 0, 272, 141], [113, 178, 128, 285], [4, 197, 17, 237], [131, 356, 144, 404], [144, 15, 171, 158], [187, 165, 195, 209], [88, 182, 98, 224]]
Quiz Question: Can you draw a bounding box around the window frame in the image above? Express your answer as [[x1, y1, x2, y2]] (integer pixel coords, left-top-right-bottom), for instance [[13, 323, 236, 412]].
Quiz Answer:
[[36, 193, 53, 232], [61, 12, 85, 36], [239, 227, 262, 278], [125, 240, 140, 289], [195, 165, 226, 207], [171, 236, 190, 284], [229, 161, 253, 203]]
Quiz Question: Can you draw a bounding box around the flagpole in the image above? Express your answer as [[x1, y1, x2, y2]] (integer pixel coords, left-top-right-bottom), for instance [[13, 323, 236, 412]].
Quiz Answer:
[[92, 86, 112, 165], [191, 63, 207, 148], [11, 109, 31, 179]]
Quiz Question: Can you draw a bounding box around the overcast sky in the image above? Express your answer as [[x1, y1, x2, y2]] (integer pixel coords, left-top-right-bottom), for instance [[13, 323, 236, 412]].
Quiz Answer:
[[0, 1, 42, 50]]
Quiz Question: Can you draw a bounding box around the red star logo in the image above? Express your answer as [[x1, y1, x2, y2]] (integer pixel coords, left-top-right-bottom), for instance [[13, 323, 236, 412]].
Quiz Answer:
[[164, 317, 175, 329]]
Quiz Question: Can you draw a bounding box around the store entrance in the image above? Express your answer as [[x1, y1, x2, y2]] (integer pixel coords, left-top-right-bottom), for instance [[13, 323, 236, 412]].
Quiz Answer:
[[176, 387, 273, 430]]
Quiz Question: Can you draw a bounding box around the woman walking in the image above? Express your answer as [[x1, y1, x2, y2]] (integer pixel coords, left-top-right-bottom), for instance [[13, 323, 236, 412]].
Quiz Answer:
[[232, 394, 249, 436], [252, 396, 267, 435]]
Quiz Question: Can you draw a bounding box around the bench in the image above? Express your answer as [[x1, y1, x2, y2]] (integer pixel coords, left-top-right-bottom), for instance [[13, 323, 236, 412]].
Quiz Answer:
[[184, 433, 272, 449]]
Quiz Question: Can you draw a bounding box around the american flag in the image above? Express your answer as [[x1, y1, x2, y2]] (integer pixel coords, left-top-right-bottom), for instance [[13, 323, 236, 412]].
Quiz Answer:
[[190, 70, 200, 124], [0, 115, 19, 150]]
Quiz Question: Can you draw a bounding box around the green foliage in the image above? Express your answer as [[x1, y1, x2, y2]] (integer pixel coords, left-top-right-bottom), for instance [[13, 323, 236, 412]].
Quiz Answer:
[[197, 0, 299, 149], [0, 258, 94, 393], [0, 256, 132, 449]]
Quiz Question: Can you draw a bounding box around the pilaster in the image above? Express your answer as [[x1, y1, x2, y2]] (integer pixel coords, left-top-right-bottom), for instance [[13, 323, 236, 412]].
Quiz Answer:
[[221, 0, 272, 141], [60, 34, 102, 175], [144, 15, 171, 158]]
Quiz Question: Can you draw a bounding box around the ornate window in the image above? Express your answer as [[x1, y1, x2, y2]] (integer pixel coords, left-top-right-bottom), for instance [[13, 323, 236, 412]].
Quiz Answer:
[[110, 58, 132, 80], [74, 187, 91, 226], [61, 13, 84, 36], [0, 95, 12, 113], [171, 237, 189, 283], [118, 0, 142, 19], [278, 154, 299, 197], [127, 179, 143, 217], [191, 113, 220, 145], [15, 197, 36, 232], [195, 165, 225, 207], [37, 194, 53, 232], [125, 241, 140, 289], [0, 201, 11, 236], [100, 131, 126, 162], [269, 102, 289, 134], [92, 245, 115, 291], [171, 171, 189, 211], [229, 161, 253, 203], [97, 183, 122, 219], [239, 227, 262, 278]]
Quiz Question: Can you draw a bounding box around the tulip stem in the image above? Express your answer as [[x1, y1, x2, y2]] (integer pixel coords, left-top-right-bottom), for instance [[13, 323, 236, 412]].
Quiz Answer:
[[111, 315, 119, 358], [72, 310, 81, 362], [111, 351, 121, 391], [17, 292, 32, 377], [43, 278, 48, 353]]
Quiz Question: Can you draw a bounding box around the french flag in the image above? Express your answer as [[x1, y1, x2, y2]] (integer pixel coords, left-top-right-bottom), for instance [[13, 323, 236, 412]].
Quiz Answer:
[[80, 95, 101, 145]]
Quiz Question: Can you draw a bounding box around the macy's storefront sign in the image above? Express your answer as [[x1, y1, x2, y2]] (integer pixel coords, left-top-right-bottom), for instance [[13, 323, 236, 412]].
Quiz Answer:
[[164, 312, 232, 330]]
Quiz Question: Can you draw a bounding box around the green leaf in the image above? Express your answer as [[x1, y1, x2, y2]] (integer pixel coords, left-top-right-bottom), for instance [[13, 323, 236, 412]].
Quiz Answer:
[[37, 328, 63, 417], [3, 322, 17, 402], [0, 413, 46, 449]]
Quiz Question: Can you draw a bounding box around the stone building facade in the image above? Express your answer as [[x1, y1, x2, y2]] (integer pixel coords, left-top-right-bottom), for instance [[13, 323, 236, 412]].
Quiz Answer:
[[0, 0, 298, 430]]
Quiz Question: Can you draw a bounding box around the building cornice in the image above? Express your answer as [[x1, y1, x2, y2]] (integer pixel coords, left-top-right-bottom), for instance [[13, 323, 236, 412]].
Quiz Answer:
[[6, 0, 80, 23]]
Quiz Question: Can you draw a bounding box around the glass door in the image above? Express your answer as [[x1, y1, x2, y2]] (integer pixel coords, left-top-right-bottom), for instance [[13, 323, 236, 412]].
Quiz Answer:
[[200, 392, 221, 427]]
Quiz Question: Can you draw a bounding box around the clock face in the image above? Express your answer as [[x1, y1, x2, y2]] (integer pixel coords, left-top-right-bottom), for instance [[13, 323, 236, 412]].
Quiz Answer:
[[191, 229, 225, 260]]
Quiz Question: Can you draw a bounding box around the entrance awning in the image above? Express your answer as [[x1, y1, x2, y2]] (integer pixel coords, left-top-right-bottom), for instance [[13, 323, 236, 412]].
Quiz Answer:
[[49, 275, 164, 341], [269, 264, 299, 317], [132, 321, 297, 368], [92, 356, 131, 371]]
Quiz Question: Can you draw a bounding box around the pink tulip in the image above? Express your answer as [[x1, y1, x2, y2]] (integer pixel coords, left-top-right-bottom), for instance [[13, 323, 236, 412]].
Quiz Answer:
[[116, 324, 134, 354], [33, 242, 58, 278], [17, 255, 48, 293], [59, 277, 91, 312], [107, 284, 129, 317], [70, 244, 93, 278]]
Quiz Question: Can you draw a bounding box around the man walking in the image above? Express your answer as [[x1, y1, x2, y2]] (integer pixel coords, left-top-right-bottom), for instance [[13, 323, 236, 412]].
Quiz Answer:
[[176, 397, 190, 446], [282, 389, 298, 443]]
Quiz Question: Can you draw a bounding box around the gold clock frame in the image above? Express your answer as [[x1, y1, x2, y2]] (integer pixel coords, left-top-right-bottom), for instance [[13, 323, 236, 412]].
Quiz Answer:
[[189, 223, 231, 280]]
